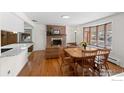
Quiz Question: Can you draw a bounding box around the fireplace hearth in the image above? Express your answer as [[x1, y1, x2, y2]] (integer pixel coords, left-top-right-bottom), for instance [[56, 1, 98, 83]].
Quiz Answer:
[[52, 40, 62, 45], [52, 38, 62, 46]]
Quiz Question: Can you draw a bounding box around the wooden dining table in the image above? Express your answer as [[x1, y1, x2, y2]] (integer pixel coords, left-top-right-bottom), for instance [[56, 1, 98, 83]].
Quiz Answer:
[[64, 47, 98, 58], [64, 47, 98, 75]]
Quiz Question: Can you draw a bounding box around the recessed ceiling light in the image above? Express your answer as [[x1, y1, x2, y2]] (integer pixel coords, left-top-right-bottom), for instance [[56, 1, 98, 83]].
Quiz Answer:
[[61, 15, 70, 19]]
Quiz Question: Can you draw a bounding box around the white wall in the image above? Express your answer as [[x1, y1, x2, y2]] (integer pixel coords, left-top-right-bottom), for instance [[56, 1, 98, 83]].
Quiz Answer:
[[112, 13, 124, 67], [75, 26, 83, 44], [66, 25, 83, 44], [0, 12, 24, 32], [14, 12, 35, 27], [66, 26, 76, 43], [32, 24, 46, 50], [76, 13, 124, 67], [32, 25, 78, 50]]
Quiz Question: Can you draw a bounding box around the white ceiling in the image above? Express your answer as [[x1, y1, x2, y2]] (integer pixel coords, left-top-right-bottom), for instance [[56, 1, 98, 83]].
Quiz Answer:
[[25, 12, 117, 25]]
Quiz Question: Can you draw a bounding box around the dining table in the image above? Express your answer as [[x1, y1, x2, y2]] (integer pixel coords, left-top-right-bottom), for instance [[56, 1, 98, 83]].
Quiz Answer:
[[64, 47, 98, 75], [64, 47, 98, 58]]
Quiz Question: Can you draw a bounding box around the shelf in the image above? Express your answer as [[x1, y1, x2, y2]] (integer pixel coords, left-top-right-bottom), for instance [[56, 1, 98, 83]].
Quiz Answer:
[[47, 34, 66, 36]]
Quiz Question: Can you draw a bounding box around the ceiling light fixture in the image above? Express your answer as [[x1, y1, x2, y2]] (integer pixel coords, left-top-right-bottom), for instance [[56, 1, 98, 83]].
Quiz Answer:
[[61, 15, 70, 19]]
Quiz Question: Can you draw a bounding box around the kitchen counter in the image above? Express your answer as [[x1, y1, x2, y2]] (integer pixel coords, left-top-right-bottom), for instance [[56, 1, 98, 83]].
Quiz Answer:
[[0, 43, 33, 58]]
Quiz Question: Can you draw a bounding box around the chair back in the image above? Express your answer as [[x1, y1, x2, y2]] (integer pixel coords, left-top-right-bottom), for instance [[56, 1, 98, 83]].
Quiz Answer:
[[97, 48, 110, 63], [82, 50, 97, 67]]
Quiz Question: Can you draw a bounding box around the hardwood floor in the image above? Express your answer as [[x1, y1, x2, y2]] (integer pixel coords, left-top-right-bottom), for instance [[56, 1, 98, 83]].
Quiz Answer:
[[18, 50, 123, 76], [18, 50, 62, 76]]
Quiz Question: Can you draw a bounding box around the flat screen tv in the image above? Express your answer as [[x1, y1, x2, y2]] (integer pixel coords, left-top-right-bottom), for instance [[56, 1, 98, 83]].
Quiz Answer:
[[53, 30, 60, 35]]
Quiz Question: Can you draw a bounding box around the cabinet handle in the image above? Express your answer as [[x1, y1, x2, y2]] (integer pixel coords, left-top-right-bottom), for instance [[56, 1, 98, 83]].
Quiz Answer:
[[8, 70, 10, 74]]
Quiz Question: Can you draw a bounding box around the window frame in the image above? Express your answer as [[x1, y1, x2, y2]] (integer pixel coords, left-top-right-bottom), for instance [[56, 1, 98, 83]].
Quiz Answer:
[[83, 22, 112, 49]]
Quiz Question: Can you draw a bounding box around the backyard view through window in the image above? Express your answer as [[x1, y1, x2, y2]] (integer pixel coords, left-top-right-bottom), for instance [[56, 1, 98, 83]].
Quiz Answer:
[[83, 22, 112, 49]]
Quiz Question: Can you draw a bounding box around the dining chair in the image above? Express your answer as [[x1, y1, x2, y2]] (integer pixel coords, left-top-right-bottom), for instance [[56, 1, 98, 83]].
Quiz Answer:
[[59, 47, 75, 76], [77, 50, 98, 76], [66, 42, 78, 48], [67, 42, 77, 46], [95, 48, 110, 76]]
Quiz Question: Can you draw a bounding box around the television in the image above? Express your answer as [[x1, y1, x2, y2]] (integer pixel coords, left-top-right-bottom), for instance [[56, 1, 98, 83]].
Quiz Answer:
[[53, 30, 60, 35]]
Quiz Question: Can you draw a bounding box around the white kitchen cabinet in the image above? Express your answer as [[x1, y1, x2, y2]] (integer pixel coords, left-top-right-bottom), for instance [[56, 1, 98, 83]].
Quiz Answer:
[[0, 12, 24, 32], [0, 58, 14, 76], [0, 50, 28, 76]]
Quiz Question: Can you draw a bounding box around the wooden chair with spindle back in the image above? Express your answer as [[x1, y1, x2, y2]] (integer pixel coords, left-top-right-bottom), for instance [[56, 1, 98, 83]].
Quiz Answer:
[[95, 48, 110, 76], [59, 47, 75, 76], [78, 50, 98, 76], [66, 42, 78, 48]]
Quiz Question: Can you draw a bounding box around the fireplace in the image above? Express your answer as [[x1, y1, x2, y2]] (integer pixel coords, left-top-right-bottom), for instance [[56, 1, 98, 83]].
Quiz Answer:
[[52, 38, 62, 46]]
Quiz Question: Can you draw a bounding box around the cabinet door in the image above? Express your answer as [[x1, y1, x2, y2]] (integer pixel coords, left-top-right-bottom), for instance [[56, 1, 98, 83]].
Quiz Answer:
[[7, 32, 17, 44], [0, 50, 28, 76], [1, 30, 17, 46], [0, 58, 14, 76], [1, 31, 8, 46], [28, 45, 33, 52]]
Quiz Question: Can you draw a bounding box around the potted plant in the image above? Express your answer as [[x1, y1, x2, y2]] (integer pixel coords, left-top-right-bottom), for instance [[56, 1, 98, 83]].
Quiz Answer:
[[80, 41, 87, 49]]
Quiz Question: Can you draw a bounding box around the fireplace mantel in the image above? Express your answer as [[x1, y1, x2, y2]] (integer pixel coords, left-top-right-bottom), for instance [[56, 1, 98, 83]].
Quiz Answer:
[[46, 25, 66, 48]]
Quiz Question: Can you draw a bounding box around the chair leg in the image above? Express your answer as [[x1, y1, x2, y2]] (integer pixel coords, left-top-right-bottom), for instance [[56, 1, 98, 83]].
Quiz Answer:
[[82, 69, 84, 76], [60, 64, 63, 76], [105, 63, 110, 76], [97, 64, 101, 76], [74, 63, 78, 76], [60, 62, 76, 76]]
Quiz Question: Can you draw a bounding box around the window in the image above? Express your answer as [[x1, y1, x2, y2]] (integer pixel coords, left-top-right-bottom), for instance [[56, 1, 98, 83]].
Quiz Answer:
[[83, 27, 90, 44], [90, 26, 97, 45], [83, 22, 112, 49], [106, 23, 112, 49], [98, 25, 105, 47]]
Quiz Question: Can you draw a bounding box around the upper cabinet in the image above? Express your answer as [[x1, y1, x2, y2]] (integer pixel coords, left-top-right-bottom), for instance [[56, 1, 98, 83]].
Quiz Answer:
[[1, 30, 17, 46], [0, 12, 24, 32]]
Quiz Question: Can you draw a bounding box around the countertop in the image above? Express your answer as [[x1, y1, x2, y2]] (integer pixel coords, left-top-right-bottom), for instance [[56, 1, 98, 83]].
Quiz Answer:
[[0, 43, 33, 58], [112, 72, 124, 77]]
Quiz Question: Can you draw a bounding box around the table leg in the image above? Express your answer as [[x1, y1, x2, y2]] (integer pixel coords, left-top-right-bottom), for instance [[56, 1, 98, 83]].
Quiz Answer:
[[73, 58, 78, 76]]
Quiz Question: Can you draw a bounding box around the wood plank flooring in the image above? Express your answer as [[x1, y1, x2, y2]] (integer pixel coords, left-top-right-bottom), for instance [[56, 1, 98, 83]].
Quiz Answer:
[[18, 50, 123, 76]]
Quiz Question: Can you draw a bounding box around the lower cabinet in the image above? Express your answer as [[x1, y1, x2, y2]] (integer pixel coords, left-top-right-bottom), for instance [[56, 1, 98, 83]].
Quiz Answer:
[[28, 45, 33, 52], [0, 50, 28, 76]]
